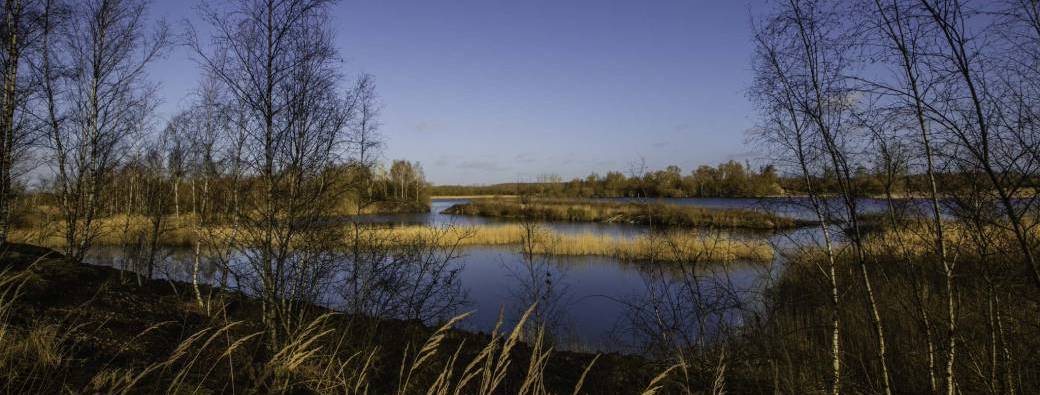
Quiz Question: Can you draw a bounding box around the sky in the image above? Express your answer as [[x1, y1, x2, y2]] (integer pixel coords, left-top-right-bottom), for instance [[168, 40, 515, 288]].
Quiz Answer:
[[149, 0, 767, 185]]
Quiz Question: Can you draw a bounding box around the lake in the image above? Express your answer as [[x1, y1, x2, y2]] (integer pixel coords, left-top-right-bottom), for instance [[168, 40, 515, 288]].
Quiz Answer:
[[87, 197, 879, 355]]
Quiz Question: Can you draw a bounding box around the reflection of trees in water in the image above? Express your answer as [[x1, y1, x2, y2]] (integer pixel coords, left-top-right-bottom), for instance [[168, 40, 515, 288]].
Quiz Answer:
[[93, 224, 472, 328], [337, 223, 469, 324], [507, 219, 575, 347], [620, 229, 770, 359], [92, 246, 228, 297]]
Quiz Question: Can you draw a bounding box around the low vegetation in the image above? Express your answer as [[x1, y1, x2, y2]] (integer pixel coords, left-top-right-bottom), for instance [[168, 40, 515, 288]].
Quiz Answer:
[[9, 217, 773, 264], [746, 241, 1040, 393], [9, 214, 200, 248], [377, 224, 774, 263], [443, 198, 809, 230]]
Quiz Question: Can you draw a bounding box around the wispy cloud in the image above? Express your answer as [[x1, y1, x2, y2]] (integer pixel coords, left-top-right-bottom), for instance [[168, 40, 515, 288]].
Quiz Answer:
[[414, 121, 445, 133], [513, 153, 538, 163], [433, 155, 455, 167], [457, 160, 509, 172]]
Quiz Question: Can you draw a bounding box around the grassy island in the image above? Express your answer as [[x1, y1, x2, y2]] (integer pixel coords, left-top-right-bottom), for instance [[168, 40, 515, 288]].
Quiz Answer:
[[443, 198, 810, 230]]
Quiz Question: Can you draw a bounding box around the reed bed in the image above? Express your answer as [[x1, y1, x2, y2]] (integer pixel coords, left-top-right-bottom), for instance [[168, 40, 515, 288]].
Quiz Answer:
[[443, 198, 806, 230], [373, 224, 774, 263], [859, 218, 1035, 261], [10, 213, 773, 263], [9, 214, 772, 264], [8, 214, 214, 248], [431, 194, 519, 200]]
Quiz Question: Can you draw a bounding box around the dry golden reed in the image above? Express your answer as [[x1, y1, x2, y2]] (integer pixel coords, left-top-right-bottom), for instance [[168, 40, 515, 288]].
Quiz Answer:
[[377, 224, 774, 263], [10, 214, 772, 263]]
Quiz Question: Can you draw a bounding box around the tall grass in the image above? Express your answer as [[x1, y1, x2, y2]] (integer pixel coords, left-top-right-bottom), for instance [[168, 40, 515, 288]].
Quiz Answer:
[[860, 218, 1039, 261], [8, 214, 203, 248], [0, 263, 75, 393], [372, 224, 774, 263], [10, 216, 772, 263]]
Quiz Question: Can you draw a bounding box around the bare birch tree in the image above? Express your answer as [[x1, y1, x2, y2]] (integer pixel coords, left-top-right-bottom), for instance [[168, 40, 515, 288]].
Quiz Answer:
[[188, 0, 354, 346], [0, 0, 26, 247], [751, 2, 855, 392], [36, 0, 166, 264]]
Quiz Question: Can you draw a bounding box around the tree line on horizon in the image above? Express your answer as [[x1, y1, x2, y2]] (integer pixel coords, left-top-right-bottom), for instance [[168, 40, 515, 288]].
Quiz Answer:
[[432, 161, 785, 198], [429, 159, 1003, 199]]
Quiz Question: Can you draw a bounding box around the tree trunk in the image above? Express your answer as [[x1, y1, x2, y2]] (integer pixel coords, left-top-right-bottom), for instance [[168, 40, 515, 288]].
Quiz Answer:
[[0, 0, 22, 248]]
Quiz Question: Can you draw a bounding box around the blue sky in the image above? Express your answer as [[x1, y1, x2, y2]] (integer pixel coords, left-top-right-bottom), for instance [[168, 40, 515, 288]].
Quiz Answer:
[[150, 0, 766, 185]]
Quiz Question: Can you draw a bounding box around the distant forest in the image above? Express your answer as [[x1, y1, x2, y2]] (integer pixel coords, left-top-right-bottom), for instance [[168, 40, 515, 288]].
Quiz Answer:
[[431, 160, 910, 198]]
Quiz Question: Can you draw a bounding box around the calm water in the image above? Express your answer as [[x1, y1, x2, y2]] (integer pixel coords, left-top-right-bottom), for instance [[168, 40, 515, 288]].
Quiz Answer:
[[89, 245, 770, 354], [451, 248, 768, 352], [88, 197, 880, 354]]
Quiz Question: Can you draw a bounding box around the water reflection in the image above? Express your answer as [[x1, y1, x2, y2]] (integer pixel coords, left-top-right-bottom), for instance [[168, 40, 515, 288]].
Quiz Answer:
[[619, 259, 772, 357], [87, 241, 769, 354], [85, 197, 844, 355]]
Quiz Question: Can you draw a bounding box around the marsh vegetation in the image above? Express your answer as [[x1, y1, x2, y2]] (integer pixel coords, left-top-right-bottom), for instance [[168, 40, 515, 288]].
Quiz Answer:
[[443, 197, 810, 230]]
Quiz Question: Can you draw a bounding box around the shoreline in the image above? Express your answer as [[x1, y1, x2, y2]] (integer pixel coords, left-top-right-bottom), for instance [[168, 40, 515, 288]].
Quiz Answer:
[[0, 243, 656, 393]]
